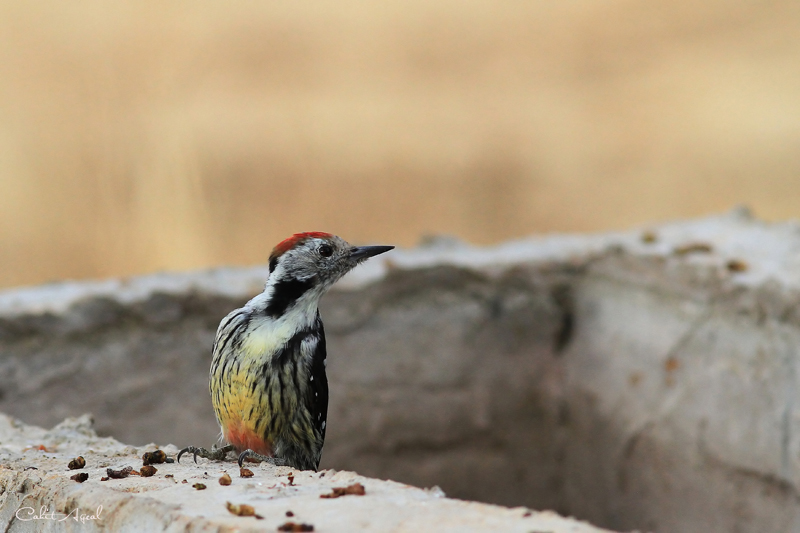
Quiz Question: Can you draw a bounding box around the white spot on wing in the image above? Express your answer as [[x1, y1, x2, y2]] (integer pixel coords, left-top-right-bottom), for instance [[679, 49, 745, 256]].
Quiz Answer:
[[301, 336, 319, 363]]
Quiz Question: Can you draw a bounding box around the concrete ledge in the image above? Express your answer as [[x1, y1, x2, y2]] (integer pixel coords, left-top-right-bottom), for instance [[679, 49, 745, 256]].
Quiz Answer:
[[2, 208, 800, 531], [0, 415, 608, 532]]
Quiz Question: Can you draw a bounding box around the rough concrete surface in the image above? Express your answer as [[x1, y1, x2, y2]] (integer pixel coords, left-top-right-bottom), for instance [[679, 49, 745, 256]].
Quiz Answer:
[[2, 208, 800, 531], [0, 414, 608, 532]]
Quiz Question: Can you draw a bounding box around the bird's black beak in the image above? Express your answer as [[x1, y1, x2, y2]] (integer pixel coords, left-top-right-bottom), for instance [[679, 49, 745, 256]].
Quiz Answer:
[[349, 245, 394, 261]]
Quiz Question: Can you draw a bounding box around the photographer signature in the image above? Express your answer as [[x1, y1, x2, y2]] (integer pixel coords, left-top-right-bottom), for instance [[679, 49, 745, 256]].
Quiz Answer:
[[16, 505, 102, 524]]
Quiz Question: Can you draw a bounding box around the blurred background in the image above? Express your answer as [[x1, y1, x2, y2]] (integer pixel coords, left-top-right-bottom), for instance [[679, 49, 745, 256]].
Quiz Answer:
[[0, 0, 798, 290]]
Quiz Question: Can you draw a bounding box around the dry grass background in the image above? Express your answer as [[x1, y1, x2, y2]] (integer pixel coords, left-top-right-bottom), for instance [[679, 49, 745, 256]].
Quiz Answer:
[[0, 1, 798, 289]]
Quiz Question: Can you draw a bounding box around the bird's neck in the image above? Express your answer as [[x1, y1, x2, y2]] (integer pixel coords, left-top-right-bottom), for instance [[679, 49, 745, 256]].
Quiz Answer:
[[250, 273, 325, 327], [239, 280, 324, 361]]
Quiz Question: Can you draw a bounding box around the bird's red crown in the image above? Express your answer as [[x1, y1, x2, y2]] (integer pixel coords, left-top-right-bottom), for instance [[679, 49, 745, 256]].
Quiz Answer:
[[270, 232, 334, 261]]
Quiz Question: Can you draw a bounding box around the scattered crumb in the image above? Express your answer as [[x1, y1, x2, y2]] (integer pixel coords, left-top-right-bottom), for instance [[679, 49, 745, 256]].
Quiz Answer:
[[664, 357, 680, 372], [100, 477, 109, 481], [240, 468, 254, 478], [182, 479, 188, 484], [106, 466, 133, 479], [24, 444, 55, 453], [193, 483, 207, 490], [165, 474, 174, 478], [286, 511, 294, 517], [674, 242, 713, 255], [70, 472, 89, 483], [219, 473, 232, 486], [287, 473, 295, 486], [140, 465, 157, 477], [142, 450, 167, 466], [664, 356, 680, 387], [278, 522, 314, 532], [523, 511, 533, 518], [641, 231, 657, 244], [226, 501, 258, 517], [320, 483, 366, 498], [67, 456, 86, 470], [726, 259, 748, 272]]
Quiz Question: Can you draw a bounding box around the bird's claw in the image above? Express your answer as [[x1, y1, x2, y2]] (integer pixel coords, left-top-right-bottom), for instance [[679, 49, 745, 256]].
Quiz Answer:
[[176, 444, 234, 464], [237, 449, 287, 468], [176, 445, 199, 464]]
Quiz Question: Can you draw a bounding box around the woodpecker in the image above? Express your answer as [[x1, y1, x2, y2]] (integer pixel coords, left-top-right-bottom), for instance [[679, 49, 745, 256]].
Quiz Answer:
[[177, 232, 393, 471]]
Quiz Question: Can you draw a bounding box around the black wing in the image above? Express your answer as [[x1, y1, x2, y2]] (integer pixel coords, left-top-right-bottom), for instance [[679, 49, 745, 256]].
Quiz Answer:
[[308, 314, 329, 467]]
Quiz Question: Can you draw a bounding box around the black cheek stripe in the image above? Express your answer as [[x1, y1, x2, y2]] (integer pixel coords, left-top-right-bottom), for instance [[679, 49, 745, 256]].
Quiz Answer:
[[266, 278, 313, 318]]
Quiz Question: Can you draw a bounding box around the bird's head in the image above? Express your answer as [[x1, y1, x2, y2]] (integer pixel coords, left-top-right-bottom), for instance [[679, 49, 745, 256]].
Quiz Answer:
[[260, 232, 393, 318], [269, 232, 393, 286]]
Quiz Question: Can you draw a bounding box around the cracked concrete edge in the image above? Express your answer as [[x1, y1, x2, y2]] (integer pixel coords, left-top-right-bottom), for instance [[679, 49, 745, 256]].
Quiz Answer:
[[3, 208, 800, 337], [0, 414, 615, 533], [560, 240, 800, 530]]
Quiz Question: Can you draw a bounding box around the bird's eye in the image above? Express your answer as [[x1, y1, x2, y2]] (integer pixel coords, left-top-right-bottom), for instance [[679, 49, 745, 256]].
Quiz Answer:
[[319, 244, 333, 257]]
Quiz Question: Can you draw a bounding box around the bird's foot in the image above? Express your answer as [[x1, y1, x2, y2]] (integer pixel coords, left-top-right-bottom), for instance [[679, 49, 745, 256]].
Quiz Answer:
[[237, 449, 287, 468], [176, 444, 235, 464]]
